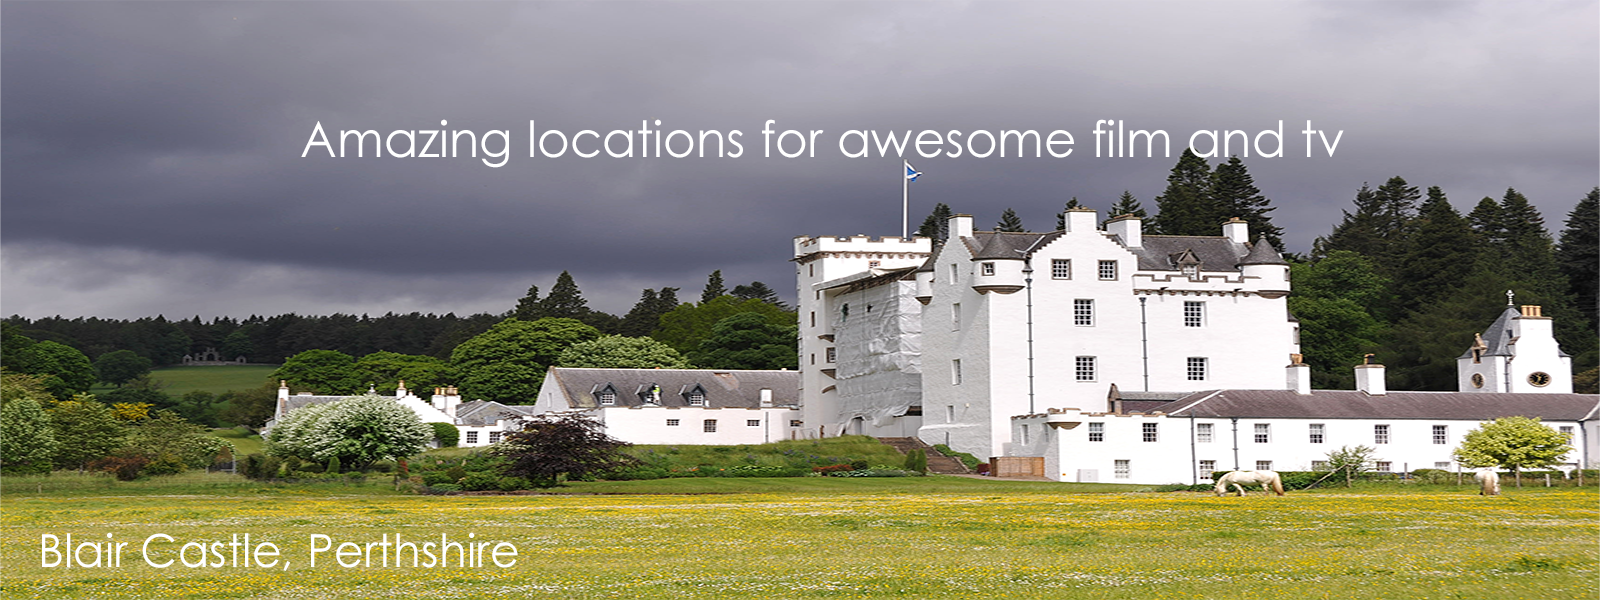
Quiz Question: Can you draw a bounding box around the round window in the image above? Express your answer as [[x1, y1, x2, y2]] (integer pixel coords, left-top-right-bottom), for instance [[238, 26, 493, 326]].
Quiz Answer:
[[1470, 373, 1484, 388], [1528, 372, 1552, 387]]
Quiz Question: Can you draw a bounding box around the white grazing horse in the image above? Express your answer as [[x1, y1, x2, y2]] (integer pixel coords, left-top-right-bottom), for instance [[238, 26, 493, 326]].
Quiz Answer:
[[1214, 470, 1286, 497], [1475, 469, 1501, 496]]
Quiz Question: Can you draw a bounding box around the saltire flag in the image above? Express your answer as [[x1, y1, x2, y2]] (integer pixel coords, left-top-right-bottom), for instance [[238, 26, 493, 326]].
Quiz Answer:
[[905, 161, 922, 182]]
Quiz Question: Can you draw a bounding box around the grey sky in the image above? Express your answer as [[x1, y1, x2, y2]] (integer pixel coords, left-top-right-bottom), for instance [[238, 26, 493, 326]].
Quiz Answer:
[[4, 1, 1596, 319]]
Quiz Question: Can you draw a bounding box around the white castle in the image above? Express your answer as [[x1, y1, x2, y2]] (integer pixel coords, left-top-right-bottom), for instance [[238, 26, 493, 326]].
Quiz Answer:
[[796, 210, 1595, 483]]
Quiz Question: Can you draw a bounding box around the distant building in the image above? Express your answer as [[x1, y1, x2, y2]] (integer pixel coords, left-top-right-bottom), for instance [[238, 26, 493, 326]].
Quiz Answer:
[[531, 367, 802, 445], [265, 381, 535, 447]]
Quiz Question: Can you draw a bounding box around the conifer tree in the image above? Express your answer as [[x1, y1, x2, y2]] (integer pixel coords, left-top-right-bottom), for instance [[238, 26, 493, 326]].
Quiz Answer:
[[655, 287, 681, 313], [996, 208, 1026, 232], [731, 282, 788, 310], [1107, 191, 1147, 219], [1210, 156, 1284, 249], [1556, 188, 1598, 326], [701, 270, 727, 304], [1149, 149, 1219, 236], [1394, 186, 1477, 312], [618, 289, 662, 338], [539, 271, 589, 320], [513, 285, 543, 321], [916, 203, 953, 242], [1313, 178, 1417, 274], [1054, 197, 1085, 231], [1467, 196, 1506, 247]]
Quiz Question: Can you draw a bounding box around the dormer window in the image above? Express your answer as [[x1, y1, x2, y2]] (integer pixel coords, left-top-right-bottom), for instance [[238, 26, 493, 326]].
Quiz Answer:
[[1181, 264, 1199, 279], [639, 383, 662, 405], [681, 383, 708, 406], [594, 384, 619, 406]]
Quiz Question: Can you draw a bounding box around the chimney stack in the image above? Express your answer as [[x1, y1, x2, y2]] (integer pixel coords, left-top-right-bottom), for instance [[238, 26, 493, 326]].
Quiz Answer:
[[949, 214, 974, 239], [1106, 214, 1142, 247], [1222, 218, 1249, 245], [1286, 354, 1311, 395], [1354, 354, 1386, 396]]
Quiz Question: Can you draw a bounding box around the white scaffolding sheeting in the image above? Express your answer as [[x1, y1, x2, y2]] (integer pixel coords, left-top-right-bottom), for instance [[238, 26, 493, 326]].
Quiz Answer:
[[834, 281, 922, 426]]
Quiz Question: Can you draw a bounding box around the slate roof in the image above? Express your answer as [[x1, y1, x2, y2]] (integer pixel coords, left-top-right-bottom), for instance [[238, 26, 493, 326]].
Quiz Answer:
[[1460, 306, 1521, 359], [1239, 237, 1289, 266], [964, 231, 1063, 260], [282, 395, 348, 412], [546, 368, 800, 409], [454, 400, 538, 427], [1128, 235, 1250, 271], [1152, 389, 1599, 421]]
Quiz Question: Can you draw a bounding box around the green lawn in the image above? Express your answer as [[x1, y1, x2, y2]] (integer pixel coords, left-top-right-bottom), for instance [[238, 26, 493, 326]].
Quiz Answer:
[[146, 365, 278, 397], [210, 427, 264, 456], [1, 475, 1593, 599]]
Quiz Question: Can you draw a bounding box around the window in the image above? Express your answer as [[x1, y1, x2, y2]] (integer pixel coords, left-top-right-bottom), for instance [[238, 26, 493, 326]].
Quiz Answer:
[[1255, 460, 1273, 471], [1254, 423, 1270, 444], [688, 392, 706, 406], [1311, 460, 1329, 471], [809, 312, 815, 327], [1184, 301, 1204, 327], [1432, 425, 1447, 445], [952, 359, 963, 385], [1142, 422, 1158, 442], [1074, 299, 1094, 326], [1186, 357, 1207, 381], [1309, 423, 1325, 444], [1374, 424, 1389, 444], [489, 431, 502, 444], [1075, 356, 1097, 381], [1098, 260, 1118, 280], [666, 419, 680, 427], [1375, 461, 1392, 473], [600, 392, 616, 406], [951, 303, 961, 331], [789, 420, 803, 427], [1020, 425, 1030, 445], [868, 260, 880, 268], [948, 263, 958, 284], [981, 262, 996, 276], [1434, 462, 1451, 470], [825, 347, 836, 363], [1181, 264, 1199, 279], [1052, 258, 1071, 279], [1559, 425, 1575, 439], [465, 431, 479, 445], [1197, 423, 1214, 443], [747, 420, 761, 427], [703, 420, 718, 433], [1114, 459, 1130, 479], [946, 405, 956, 422], [1088, 422, 1104, 442], [1199, 460, 1216, 480]]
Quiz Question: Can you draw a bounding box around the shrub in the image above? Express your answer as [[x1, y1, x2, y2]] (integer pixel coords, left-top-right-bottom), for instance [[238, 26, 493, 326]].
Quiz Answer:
[[283, 456, 302, 475], [849, 459, 869, 471], [327, 455, 342, 474], [422, 472, 454, 486], [429, 483, 462, 493], [259, 456, 282, 480], [446, 465, 467, 482], [934, 444, 982, 470], [431, 422, 460, 448], [497, 476, 533, 491], [904, 449, 928, 475], [90, 453, 149, 481], [143, 454, 187, 476], [460, 471, 501, 491], [370, 459, 397, 474], [813, 464, 854, 475]]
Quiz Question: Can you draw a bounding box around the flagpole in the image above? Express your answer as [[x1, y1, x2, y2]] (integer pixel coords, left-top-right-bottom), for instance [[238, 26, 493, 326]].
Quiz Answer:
[[902, 160, 909, 239]]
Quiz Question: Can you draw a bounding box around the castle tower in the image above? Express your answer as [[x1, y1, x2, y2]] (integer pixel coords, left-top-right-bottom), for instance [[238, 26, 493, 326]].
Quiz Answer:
[[1458, 298, 1573, 393]]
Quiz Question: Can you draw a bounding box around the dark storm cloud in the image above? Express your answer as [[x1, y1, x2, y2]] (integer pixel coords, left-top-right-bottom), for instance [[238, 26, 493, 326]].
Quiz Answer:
[[3, 1, 1596, 319]]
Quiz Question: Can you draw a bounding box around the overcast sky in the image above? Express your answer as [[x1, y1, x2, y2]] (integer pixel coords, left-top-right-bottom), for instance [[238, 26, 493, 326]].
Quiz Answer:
[[4, 1, 1596, 320]]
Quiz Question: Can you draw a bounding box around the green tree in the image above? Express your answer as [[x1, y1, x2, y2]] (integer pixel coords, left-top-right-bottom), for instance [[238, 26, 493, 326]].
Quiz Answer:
[[355, 351, 451, 397], [1149, 149, 1218, 236], [916, 202, 953, 242], [1107, 190, 1148, 220], [1394, 187, 1477, 311], [1387, 269, 1525, 391], [220, 328, 255, 361], [540, 271, 590, 320], [431, 422, 460, 448], [731, 282, 787, 310], [266, 393, 432, 470], [450, 318, 601, 403], [619, 288, 663, 338], [1315, 177, 1418, 276], [10, 340, 96, 401], [94, 350, 154, 387], [557, 335, 693, 369], [1210, 156, 1284, 250], [1287, 252, 1390, 389], [174, 391, 225, 428], [1452, 417, 1572, 487], [273, 349, 362, 395], [1555, 188, 1597, 327], [1313, 183, 1383, 259], [124, 410, 233, 470], [1, 370, 55, 408], [492, 413, 635, 488], [220, 381, 280, 430], [513, 284, 544, 321], [103, 387, 175, 413], [701, 270, 728, 304], [49, 396, 126, 471], [689, 312, 799, 370], [995, 208, 1026, 232], [1054, 197, 1085, 231], [1322, 445, 1378, 488], [652, 296, 794, 355], [0, 396, 57, 474]]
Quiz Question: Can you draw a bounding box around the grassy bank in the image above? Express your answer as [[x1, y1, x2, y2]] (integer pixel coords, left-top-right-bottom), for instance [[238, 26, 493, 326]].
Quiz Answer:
[[1, 485, 1592, 599]]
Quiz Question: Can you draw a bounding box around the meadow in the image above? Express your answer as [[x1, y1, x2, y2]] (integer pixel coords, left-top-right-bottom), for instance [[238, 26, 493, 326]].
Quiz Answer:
[[1, 474, 1593, 599]]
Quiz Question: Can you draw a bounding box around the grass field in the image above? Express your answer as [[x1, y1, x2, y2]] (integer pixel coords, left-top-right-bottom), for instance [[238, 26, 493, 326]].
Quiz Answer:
[[145, 365, 278, 397], [1, 474, 1593, 599]]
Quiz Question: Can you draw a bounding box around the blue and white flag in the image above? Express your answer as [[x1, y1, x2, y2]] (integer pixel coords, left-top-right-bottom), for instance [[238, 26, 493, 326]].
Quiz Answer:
[[905, 161, 922, 182]]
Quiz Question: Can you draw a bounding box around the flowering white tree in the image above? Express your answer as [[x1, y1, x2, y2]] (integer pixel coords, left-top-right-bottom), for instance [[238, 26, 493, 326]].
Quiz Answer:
[[266, 393, 431, 470]]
